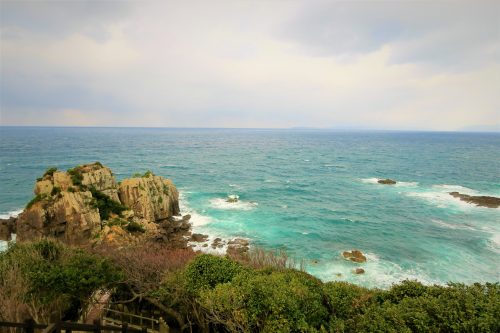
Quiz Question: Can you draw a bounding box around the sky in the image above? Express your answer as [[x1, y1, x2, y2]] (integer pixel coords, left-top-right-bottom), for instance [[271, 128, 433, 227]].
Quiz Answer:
[[0, 0, 499, 131]]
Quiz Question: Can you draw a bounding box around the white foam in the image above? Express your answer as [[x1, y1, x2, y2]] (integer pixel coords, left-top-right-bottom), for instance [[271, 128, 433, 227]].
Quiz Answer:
[[209, 198, 258, 211], [178, 191, 212, 227], [432, 184, 479, 195], [0, 209, 23, 219], [360, 178, 380, 184], [431, 219, 477, 231], [394, 181, 419, 187]]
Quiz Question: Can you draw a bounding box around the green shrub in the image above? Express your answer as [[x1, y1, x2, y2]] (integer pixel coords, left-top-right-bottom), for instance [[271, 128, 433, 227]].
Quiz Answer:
[[89, 187, 127, 220], [26, 193, 48, 209], [125, 221, 145, 233], [0, 240, 121, 322], [199, 269, 329, 332], [67, 167, 84, 186], [67, 186, 76, 193], [51, 186, 61, 196], [43, 167, 57, 177], [107, 217, 127, 227], [143, 170, 154, 177], [184, 254, 247, 294]]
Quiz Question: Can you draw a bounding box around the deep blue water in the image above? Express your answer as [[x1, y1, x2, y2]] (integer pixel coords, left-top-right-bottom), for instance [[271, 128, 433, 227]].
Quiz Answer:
[[1, 127, 499, 287]]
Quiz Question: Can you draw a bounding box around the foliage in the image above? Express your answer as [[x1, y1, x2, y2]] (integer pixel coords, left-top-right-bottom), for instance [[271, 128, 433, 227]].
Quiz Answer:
[[67, 167, 83, 186], [50, 186, 61, 196], [67, 186, 76, 193], [88, 187, 127, 220], [184, 254, 247, 295], [125, 221, 146, 233], [26, 193, 48, 209], [199, 269, 328, 332], [0, 240, 121, 322], [43, 167, 58, 177]]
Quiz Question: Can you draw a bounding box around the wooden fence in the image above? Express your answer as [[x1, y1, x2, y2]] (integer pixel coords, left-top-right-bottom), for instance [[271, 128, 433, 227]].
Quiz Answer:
[[0, 319, 147, 333]]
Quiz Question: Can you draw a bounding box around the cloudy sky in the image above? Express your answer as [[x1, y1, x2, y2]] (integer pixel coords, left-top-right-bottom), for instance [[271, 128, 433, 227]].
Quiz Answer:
[[0, 0, 499, 130]]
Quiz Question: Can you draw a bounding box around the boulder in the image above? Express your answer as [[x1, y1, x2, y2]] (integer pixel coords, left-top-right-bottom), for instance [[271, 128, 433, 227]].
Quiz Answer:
[[227, 238, 250, 256], [353, 268, 365, 274], [211, 238, 224, 249], [0, 217, 16, 241], [226, 195, 239, 203], [190, 233, 209, 242], [449, 192, 500, 208], [378, 179, 396, 185], [342, 250, 367, 263], [119, 173, 180, 222]]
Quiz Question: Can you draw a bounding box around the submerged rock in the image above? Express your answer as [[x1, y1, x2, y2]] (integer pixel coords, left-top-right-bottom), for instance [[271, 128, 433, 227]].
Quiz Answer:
[[378, 179, 396, 185], [449, 192, 500, 208], [226, 194, 239, 203], [353, 268, 365, 274], [342, 250, 367, 263]]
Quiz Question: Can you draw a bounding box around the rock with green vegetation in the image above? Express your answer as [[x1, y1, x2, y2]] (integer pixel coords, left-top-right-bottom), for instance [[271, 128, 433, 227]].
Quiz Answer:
[[15, 162, 182, 247]]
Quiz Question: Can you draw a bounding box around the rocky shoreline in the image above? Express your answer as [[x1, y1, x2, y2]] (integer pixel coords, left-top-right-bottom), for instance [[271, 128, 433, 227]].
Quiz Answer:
[[0, 162, 250, 256]]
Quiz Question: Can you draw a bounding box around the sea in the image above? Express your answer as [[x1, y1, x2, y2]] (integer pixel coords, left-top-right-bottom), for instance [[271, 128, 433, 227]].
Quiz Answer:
[[1, 127, 499, 288]]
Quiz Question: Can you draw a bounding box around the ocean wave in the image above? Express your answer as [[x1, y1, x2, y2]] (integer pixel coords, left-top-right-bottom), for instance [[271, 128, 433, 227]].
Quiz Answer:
[[0, 209, 23, 219], [431, 219, 477, 231], [209, 198, 258, 211]]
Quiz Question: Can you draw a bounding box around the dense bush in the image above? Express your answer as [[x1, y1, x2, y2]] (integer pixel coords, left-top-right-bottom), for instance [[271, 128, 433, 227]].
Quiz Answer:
[[125, 221, 145, 233], [0, 239, 121, 323], [67, 167, 83, 186], [184, 254, 247, 294], [43, 167, 58, 177], [89, 187, 127, 220]]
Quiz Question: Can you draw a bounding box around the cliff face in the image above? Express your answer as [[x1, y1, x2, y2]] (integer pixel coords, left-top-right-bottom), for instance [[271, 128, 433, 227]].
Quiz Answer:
[[13, 163, 182, 246], [118, 174, 180, 222], [16, 191, 101, 244]]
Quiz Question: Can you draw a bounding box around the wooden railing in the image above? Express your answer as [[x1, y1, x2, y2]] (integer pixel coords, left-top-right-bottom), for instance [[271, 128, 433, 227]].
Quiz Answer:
[[0, 319, 147, 333]]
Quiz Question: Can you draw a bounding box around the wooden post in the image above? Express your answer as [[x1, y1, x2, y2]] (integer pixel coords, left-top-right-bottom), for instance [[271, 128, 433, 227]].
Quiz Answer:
[[24, 319, 35, 333], [121, 322, 128, 333], [93, 319, 101, 333]]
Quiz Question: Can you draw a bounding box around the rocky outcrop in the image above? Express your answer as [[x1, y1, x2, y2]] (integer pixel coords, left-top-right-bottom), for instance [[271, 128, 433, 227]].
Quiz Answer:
[[16, 191, 101, 244], [0, 217, 17, 241], [342, 250, 367, 263], [118, 173, 180, 222], [190, 233, 209, 242], [227, 238, 250, 256], [449, 192, 500, 208], [378, 179, 396, 185], [353, 268, 365, 274], [15, 163, 182, 247]]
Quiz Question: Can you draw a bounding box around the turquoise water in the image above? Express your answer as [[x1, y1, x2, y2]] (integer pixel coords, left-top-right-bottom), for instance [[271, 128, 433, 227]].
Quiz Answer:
[[1, 127, 499, 288]]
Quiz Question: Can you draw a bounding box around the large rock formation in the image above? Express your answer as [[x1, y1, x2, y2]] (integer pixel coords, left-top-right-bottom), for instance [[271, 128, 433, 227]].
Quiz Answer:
[[118, 173, 179, 222], [14, 163, 183, 246], [16, 191, 101, 244], [0, 217, 17, 241], [449, 192, 500, 209]]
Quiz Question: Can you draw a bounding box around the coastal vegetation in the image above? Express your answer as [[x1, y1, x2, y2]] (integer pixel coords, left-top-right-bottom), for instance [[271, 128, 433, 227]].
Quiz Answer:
[[1, 239, 498, 332]]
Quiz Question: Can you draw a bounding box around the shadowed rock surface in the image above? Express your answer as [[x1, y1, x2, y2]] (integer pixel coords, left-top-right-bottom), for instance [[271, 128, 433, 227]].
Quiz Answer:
[[0, 217, 16, 241], [449, 192, 500, 208]]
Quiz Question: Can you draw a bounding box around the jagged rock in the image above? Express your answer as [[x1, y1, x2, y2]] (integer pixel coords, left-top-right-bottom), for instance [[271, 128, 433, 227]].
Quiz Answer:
[[226, 195, 239, 203], [449, 192, 500, 208], [16, 163, 183, 247], [79, 163, 120, 201], [119, 173, 180, 222], [378, 179, 396, 185], [0, 217, 17, 241], [190, 233, 209, 242], [16, 191, 101, 244], [342, 250, 367, 263], [353, 268, 365, 274], [211, 238, 224, 249], [227, 238, 250, 256]]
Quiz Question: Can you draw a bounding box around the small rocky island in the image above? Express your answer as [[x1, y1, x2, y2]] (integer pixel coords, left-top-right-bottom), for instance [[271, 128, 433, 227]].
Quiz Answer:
[[449, 192, 500, 209], [378, 178, 396, 185], [0, 162, 248, 254]]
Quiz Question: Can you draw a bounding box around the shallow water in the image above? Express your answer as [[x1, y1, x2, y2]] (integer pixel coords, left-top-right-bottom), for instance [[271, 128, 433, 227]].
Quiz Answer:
[[1, 127, 499, 287]]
